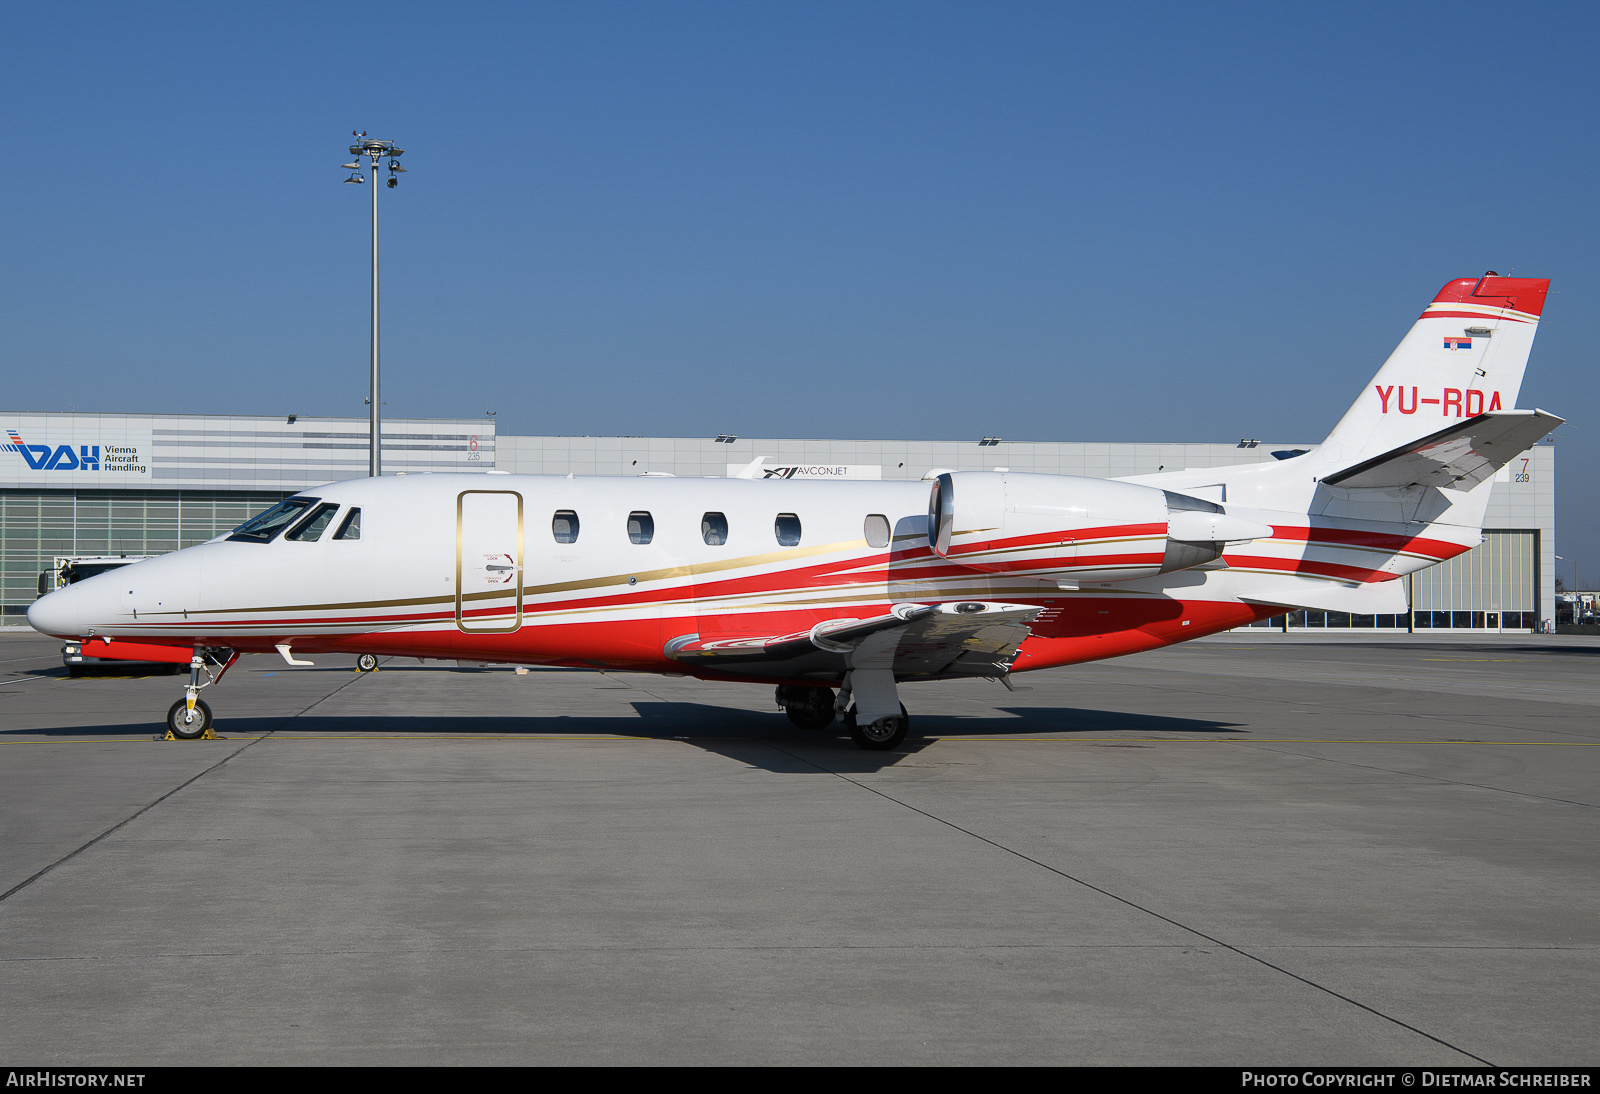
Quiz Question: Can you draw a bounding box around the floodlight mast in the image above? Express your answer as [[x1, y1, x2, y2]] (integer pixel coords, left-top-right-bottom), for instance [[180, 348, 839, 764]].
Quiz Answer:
[[342, 133, 405, 476]]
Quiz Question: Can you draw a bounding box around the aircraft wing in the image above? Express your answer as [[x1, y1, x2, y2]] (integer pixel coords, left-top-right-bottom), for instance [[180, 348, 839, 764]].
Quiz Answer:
[[664, 601, 1042, 678], [1322, 409, 1562, 491]]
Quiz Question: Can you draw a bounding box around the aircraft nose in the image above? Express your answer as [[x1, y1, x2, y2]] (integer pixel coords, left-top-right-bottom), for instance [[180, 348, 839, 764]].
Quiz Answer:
[[28, 586, 81, 637]]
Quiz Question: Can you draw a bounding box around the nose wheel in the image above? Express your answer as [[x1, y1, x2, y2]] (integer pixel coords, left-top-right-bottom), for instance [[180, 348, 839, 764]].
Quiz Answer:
[[166, 697, 214, 740], [162, 647, 236, 741]]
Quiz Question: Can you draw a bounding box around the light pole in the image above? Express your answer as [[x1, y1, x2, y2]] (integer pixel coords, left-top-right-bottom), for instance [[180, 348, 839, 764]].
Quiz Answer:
[[342, 132, 406, 477]]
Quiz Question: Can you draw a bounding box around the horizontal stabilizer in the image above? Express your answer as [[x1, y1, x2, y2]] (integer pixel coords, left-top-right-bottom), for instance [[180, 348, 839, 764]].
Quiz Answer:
[[1241, 576, 1409, 616], [1321, 410, 1562, 491]]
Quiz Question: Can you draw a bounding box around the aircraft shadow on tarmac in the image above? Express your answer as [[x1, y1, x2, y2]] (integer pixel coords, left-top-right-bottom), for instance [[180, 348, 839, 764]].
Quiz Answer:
[[8, 701, 1244, 773]]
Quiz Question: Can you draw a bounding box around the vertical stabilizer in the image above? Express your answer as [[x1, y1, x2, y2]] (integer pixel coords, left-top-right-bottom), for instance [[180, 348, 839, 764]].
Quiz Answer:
[[1316, 275, 1550, 471]]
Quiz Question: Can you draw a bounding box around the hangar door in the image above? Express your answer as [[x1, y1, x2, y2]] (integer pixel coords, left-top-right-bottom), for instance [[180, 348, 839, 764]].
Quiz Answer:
[[1411, 529, 1538, 630], [456, 490, 524, 633]]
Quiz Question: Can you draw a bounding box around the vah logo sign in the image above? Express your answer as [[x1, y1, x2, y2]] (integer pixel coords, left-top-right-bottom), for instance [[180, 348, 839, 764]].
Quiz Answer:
[[3, 428, 150, 477]]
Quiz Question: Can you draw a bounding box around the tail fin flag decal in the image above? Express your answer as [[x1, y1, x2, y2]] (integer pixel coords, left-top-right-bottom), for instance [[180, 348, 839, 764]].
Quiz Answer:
[[1318, 274, 1551, 473]]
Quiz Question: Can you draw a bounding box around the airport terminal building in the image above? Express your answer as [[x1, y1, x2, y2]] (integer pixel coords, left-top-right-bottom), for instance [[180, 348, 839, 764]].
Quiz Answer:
[[0, 411, 1556, 631]]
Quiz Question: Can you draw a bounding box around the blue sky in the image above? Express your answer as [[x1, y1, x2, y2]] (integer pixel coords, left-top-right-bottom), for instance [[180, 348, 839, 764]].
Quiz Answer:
[[2, 2, 1597, 580]]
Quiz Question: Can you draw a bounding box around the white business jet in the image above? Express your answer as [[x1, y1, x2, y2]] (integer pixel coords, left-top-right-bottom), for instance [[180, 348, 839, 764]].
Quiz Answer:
[[29, 275, 1561, 748]]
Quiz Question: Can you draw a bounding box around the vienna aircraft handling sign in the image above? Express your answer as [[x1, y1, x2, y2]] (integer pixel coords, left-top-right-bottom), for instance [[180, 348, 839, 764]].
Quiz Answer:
[[1, 421, 153, 485]]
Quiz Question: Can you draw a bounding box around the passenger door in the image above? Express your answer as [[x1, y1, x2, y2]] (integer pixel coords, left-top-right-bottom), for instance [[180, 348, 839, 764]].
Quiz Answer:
[[456, 491, 523, 632]]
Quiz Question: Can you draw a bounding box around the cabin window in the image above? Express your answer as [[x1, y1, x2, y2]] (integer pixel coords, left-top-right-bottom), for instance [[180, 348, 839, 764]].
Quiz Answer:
[[228, 497, 318, 543], [333, 508, 361, 540], [627, 511, 654, 545], [701, 512, 728, 546], [552, 510, 580, 544], [774, 513, 802, 547], [864, 514, 890, 549], [286, 503, 340, 542]]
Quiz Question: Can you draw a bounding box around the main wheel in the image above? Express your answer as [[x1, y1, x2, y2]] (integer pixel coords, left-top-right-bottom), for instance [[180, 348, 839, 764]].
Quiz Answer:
[[785, 705, 835, 731], [775, 685, 836, 731], [356, 653, 379, 672], [166, 698, 212, 740], [843, 703, 909, 751]]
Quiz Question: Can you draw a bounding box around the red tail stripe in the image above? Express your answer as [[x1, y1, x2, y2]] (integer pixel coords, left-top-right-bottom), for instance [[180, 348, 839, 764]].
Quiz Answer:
[[1270, 525, 1468, 560], [1226, 554, 1400, 585]]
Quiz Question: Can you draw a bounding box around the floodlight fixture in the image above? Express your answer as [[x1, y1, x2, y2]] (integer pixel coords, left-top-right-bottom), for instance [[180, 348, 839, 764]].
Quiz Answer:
[[341, 132, 409, 476]]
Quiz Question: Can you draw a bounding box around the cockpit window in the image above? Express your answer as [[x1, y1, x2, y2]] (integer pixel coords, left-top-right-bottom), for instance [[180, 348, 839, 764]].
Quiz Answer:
[[333, 508, 361, 540], [228, 497, 319, 543], [286, 503, 340, 542]]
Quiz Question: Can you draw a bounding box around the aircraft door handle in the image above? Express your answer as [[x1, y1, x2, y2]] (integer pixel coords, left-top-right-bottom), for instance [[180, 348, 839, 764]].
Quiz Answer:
[[486, 564, 514, 571]]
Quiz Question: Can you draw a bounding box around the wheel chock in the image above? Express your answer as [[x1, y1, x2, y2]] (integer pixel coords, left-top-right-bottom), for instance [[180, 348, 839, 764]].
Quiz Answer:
[[160, 726, 221, 741]]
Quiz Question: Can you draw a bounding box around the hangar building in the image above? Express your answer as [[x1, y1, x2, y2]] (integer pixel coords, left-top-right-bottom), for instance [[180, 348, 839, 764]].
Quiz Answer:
[[1, 411, 1555, 632]]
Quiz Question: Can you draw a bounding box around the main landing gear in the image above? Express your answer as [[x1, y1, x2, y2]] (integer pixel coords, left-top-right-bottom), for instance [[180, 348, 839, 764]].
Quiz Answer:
[[165, 648, 238, 741], [776, 672, 912, 751], [775, 685, 836, 730], [356, 653, 379, 672], [842, 703, 910, 751], [838, 668, 910, 751]]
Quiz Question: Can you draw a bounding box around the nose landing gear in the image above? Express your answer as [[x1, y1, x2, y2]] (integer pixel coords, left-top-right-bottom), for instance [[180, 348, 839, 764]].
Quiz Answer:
[[163, 648, 238, 741], [166, 696, 214, 740]]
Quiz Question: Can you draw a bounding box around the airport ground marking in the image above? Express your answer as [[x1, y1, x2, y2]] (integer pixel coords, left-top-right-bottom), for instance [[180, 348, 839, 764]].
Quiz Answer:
[[0, 669, 373, 904], [761, 737, 1496, 1066], [5, 733, 1599, 746], [0, 734, 269, 906], [929, 737, 1600, 745], [1244, 742, 1600, 811]]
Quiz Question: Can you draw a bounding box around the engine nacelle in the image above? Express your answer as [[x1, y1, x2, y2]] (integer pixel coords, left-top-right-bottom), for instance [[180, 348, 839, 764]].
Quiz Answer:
[[927, 472, 1273, 584]]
